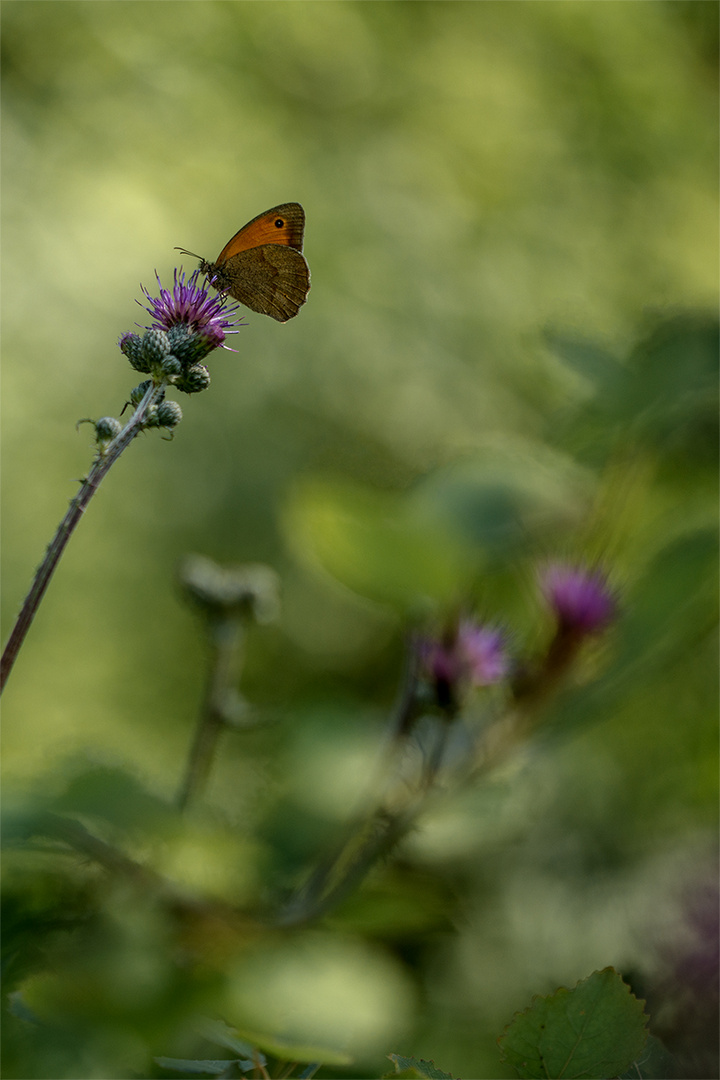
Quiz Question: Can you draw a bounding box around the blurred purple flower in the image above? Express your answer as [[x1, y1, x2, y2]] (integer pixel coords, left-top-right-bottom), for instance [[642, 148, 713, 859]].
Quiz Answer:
[[541, 563, 616, 634], [140, 269, 242, 351], [421, 620, 509, 690]]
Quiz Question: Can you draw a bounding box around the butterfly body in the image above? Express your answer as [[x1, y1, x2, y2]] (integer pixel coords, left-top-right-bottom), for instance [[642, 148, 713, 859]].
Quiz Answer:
[[180, 203, 310, 322]]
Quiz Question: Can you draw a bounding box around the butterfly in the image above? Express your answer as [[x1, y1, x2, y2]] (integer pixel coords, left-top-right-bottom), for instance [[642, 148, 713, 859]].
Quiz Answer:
[[177, 203, 310, 322]]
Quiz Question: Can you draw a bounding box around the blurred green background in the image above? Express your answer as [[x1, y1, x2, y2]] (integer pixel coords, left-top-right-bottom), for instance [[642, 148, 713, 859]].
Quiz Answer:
[[2, 3, 718, 1078]]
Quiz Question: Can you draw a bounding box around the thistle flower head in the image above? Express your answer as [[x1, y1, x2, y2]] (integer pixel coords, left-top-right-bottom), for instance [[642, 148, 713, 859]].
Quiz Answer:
[[138, 269, 243, 361], [420, 619, 510, 710], [541, 563, 616, 634]]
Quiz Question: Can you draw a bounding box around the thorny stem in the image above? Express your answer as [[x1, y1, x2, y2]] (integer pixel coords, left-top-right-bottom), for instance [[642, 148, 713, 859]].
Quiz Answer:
[[0, 381, 167, 694], [177, 615, 246, 811]]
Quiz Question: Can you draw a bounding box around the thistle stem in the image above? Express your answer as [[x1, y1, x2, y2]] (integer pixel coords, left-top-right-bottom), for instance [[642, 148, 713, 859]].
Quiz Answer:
[[277, 635, 426, 926], [0, 381, 166, 694], [177, 615, 245, 811]]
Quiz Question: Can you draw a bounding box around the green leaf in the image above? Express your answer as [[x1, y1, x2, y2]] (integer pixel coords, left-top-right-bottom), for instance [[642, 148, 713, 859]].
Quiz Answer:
[[619, 1034, 676, 1079], [498, 968, 648, 1079], [383, 1071, 424, 1079], [196, 1019, 258, 1058], [386, 1053, 457, 1079], [154, 1059, 241, 1076], [6, 990, 40, 1025], [230, 1027, 352, 1067]]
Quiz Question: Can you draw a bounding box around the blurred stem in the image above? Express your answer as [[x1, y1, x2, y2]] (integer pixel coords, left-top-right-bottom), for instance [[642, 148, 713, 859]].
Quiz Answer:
[[177, 615, 245, 811], [277, 803, 416, 927], [29, 811, 258, 930], [285, 711, 527, 925], [0, 381, 167, 694], [421, 717, 452, 789], [390, 629, 424, 740], [36, 812, 166, 891], [278, 635, 426, 926]]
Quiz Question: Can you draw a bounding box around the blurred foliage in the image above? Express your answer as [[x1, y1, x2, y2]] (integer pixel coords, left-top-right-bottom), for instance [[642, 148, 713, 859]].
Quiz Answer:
[[1, 2, 718, 1078]]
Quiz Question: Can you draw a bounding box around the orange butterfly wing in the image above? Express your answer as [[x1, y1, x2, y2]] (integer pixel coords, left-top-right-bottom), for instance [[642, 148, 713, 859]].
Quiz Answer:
[[215, 203, 305, 263]]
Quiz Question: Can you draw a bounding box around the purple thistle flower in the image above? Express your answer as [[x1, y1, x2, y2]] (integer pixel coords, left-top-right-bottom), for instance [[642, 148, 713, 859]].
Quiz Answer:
[[541, 563, 616, 634], [140, 269, 243, 353], [421, 620, 510, 690], [456, 621, 510, 684]]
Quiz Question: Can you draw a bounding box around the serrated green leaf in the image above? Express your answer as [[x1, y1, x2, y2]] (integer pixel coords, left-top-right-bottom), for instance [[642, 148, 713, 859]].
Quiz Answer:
[[498, 967, 648, 1079], [387, 1053, 457, 1079]]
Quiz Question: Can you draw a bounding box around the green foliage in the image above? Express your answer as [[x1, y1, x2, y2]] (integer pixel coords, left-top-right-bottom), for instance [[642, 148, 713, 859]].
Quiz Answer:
[[498, 969, 648, 1080], [155, 1060, 254, 1077], [385, 1054, 456, 1079]]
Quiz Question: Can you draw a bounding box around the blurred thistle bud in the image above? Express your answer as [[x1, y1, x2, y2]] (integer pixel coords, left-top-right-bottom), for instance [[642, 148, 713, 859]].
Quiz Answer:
[[161, 355, 182, 378], [541, 563, 616, 637], [156, 400, 183, 429], [141, 328, 171, 366], [179, 555, 280, 625], [176, 364, 211, 395], [513, 563, 618, 706], [119, 331, 150, 373], [419, 619, 509, 712]]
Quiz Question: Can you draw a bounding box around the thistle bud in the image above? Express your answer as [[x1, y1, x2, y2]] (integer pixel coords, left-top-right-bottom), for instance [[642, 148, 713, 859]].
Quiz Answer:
[[129, 380, 153, 407], [119, 332, 150, 372], [156, 400, 183, 429], [166, 323, 210, 365], [161, 356, 182, 378], [93, 416, 122, 451], [178, 555, 280, 623], [95, 416, 122, 441], [176, 364, 211, 395], [141, 328, 171, 366]]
